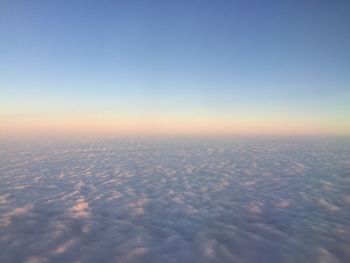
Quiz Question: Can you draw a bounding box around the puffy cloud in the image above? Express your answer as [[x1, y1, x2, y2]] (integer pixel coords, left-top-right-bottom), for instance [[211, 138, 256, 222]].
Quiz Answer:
[[69, 198, 90, 218]]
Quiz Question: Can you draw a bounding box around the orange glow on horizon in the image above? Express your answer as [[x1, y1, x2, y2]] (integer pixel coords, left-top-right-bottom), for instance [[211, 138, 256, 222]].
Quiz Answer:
[[1, 111, 349, 137]]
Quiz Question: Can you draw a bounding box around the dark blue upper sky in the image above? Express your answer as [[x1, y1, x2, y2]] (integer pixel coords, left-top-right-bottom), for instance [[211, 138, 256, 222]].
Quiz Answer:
[[1, 0, 350, 134]]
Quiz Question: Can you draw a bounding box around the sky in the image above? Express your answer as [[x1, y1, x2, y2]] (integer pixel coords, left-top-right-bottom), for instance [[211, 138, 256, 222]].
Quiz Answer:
[[1, 0, 350, 136]]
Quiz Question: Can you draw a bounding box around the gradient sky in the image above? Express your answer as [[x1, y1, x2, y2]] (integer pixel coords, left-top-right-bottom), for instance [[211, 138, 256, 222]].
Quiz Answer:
[[1, 0, 350, 136]]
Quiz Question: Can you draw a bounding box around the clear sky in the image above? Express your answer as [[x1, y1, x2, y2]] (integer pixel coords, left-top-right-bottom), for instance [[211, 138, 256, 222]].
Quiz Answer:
[[1, 0, 350, 136]]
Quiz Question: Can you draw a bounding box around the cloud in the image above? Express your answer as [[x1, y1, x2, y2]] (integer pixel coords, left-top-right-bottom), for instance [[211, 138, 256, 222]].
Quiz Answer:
[[0, 205, 32, 228], [69, 199, 90, 218], [318, 199, 341, 212], [0, 137, 348, 262]]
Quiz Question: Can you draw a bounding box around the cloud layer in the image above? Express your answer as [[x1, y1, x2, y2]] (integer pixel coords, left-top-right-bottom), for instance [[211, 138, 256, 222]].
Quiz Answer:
[[0, 137, 349, 262]]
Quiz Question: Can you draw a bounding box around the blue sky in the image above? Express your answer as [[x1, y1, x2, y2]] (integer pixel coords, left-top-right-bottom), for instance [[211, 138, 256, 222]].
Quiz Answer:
[[1, 0, 350, 135]]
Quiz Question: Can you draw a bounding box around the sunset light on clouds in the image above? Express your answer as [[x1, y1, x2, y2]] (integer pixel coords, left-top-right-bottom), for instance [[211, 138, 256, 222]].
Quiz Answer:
[[1, 2, 350, 263]]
